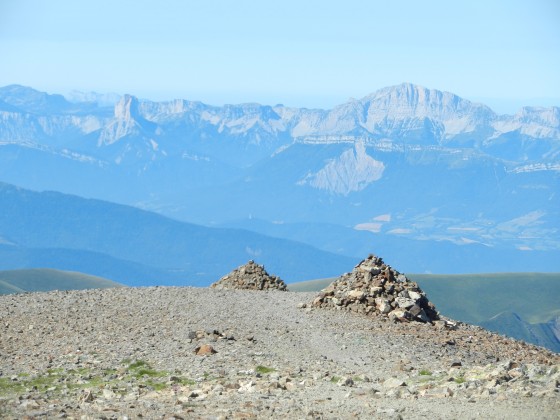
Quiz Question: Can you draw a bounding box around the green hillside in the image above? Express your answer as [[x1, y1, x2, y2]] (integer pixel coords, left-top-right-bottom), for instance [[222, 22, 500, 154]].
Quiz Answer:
[[0, 268, 124, 295], [410, 272, 560, 324], [289, 277, 337, 292]]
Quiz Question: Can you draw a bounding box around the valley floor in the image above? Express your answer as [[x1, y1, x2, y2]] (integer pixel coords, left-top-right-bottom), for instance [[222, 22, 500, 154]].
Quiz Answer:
[[0, 287, 559, 419]]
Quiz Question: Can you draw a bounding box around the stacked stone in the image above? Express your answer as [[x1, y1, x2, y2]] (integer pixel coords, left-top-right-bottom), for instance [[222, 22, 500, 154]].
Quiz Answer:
[[310, 254, 438, 322], [211, 260, 288, 291]]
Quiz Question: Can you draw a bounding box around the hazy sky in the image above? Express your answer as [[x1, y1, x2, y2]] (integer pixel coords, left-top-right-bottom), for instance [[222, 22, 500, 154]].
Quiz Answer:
[[1, 0, 559, 112]]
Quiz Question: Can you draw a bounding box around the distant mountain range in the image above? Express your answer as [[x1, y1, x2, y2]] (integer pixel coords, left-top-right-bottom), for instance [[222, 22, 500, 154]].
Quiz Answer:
[[0, 83, 558, 273], [0, 182, 356, 285]]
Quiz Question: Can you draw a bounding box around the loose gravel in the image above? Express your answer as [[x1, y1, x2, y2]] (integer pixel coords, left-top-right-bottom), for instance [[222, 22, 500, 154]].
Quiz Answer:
[[1, 287, 558, 419]]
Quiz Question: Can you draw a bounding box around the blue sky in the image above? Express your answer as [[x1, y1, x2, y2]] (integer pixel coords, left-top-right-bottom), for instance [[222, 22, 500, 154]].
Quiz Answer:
[[1, 0, 559, 113]]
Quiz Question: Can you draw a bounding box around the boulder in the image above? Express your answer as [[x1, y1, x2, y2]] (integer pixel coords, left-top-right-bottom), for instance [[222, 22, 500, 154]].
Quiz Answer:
[[195, 344, 217, 356]]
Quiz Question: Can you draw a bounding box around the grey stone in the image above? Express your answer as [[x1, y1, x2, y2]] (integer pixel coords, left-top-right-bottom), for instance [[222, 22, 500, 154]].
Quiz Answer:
[[384, 377, 407, 388], [309, 254, 439, 322], [395, 297, 415, 309], [210, 261, 288, 291], [337, 376, 354, 387]]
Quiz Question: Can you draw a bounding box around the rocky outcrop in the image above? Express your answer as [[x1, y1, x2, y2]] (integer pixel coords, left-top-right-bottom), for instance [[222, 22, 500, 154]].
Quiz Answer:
[[210, 260, 288, 291], [297, 142, 385, 195], [98, 94, 145, 145], [310, 254, 438, 322]]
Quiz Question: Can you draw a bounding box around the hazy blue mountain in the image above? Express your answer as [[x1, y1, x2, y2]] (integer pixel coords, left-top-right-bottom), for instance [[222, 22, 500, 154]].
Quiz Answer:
[[480, 312, 560, 353], [0, 84, 101, 115], [0, 183, 357, 285], [0, 84, 73, 114], [0, 83, 558, 273], [0, 244, 182, 287], [65, 90, 121, 107]]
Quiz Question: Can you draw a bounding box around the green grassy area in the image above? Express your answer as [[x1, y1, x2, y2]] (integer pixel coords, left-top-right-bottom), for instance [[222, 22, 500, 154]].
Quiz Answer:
[[255, 365, 276, 374], [0, 359, 194, 399], [0, 268, 123, 295], [410, 272, 560, 324], [289, 272, 560, 324], [288, 277, 336, 292]]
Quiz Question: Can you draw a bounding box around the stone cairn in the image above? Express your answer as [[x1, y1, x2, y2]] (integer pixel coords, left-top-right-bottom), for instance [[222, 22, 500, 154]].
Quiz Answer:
[[310, 254, 438, 322], [210, 260, 289, 291]]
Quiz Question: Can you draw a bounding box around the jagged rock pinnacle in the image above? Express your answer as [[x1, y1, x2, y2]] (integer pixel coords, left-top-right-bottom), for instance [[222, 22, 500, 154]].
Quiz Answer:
[[114, 94, 140, 120]]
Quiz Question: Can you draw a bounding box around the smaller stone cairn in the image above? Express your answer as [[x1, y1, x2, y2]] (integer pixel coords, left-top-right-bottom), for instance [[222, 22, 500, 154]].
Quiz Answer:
[[211, 260, 288, 291], [310, 254, 438, 322]]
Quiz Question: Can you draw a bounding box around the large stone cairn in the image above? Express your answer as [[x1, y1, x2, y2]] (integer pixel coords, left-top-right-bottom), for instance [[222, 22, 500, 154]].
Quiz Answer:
[[310, 254, 438, 322], [210, 260, 288, 291]]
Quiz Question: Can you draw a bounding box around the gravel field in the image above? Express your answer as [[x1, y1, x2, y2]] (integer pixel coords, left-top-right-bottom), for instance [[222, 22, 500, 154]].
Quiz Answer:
[[1, 286, 559, 419]]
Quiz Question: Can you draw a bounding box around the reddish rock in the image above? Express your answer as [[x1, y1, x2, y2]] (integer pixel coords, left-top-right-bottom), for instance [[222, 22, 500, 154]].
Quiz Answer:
[[195, 344, 217, 356]]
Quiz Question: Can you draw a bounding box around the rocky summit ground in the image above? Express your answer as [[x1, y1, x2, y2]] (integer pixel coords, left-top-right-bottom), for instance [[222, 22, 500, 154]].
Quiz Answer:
[[0, 287, 559, 419]]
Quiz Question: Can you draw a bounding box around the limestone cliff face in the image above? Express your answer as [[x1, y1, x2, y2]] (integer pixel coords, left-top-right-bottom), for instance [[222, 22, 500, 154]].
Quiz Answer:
[[493, 106, 560, 140], [98, 95, 144, 146], [284, 83, 496, 142], [1, 83, 558, 164], [298, 142, 385, 194], [360, 83, 494, 137]]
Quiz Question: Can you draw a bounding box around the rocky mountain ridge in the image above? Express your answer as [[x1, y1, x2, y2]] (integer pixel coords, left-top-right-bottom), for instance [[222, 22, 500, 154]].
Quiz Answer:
[[1, 83, 558, 161], [0, 83, 559, 275], [1, 83, 558, 187]]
